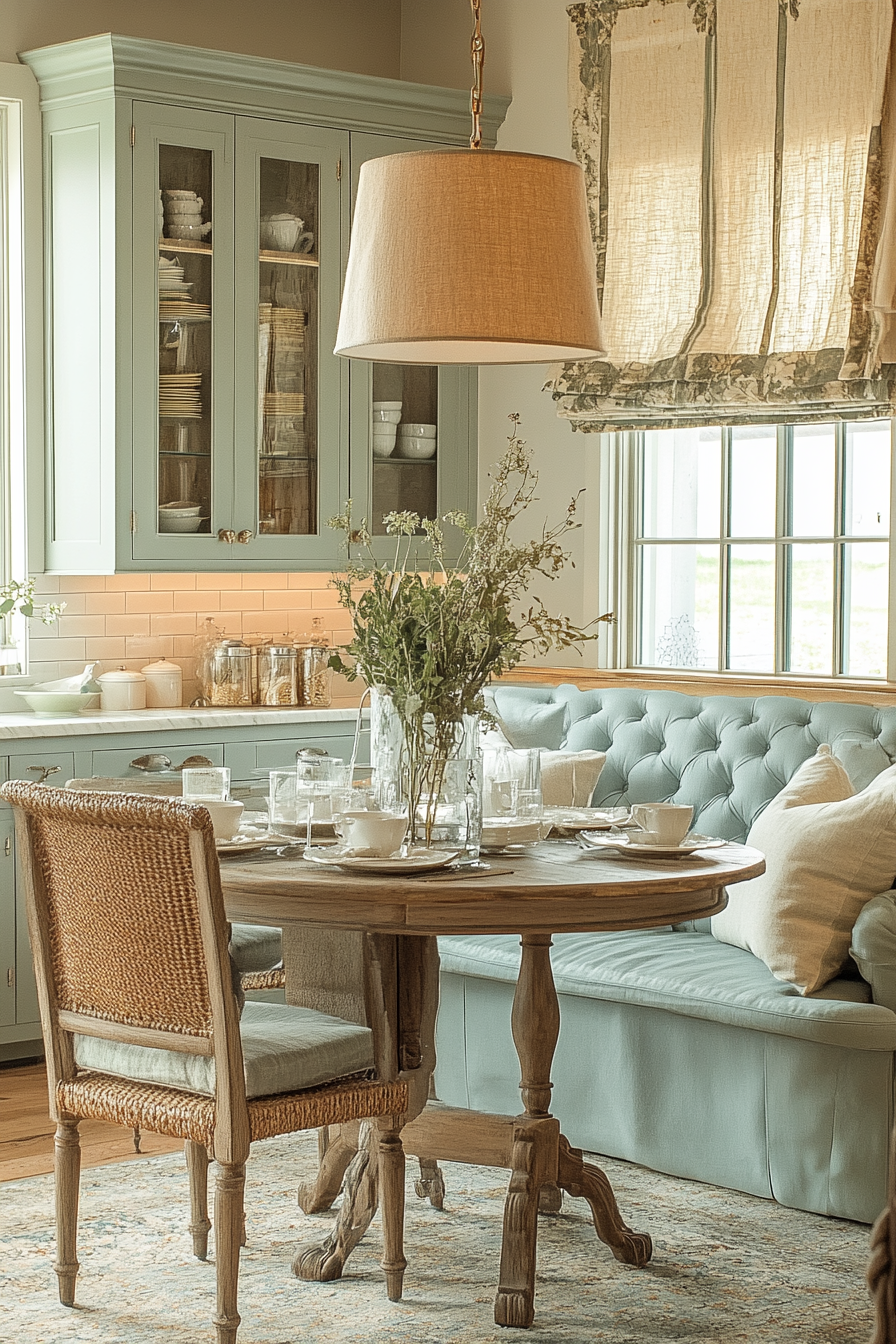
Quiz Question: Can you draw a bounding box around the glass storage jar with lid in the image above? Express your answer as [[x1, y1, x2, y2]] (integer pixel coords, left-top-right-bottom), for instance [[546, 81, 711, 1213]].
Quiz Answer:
[[300, 617, 332, 707], [256, 644, 299, 705], [210, 639, 253, 706]]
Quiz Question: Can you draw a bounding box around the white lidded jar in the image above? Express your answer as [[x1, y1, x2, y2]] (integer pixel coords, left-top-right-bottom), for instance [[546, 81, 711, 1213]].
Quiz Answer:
[[140, 658, 183, 708], [97, 667, 147, 711]]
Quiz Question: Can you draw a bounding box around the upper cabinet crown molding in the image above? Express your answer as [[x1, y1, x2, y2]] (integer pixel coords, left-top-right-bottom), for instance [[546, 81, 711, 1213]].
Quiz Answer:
[[21, 34, 510, 145]]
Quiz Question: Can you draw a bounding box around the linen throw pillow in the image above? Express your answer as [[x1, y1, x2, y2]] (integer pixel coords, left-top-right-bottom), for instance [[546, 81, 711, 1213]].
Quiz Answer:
[[712, 745, 896, 994]]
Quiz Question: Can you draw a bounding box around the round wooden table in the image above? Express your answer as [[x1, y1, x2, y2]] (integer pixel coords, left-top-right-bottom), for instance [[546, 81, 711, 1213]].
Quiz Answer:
[[220, 840, 764, 1330]]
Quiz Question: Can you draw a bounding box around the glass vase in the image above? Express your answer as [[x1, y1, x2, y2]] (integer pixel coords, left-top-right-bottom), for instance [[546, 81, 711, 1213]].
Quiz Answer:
[[369, 687, 482, 859]]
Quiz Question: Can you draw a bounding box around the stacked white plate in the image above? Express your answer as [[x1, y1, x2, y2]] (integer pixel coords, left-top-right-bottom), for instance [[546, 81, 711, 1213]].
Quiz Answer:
[[263, 392, 305, 417], [159, 372, 203, 418]]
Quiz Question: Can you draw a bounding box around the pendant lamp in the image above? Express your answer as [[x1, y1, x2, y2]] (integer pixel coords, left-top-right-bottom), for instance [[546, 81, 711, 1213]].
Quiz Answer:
[[334, 0, 606, 365]]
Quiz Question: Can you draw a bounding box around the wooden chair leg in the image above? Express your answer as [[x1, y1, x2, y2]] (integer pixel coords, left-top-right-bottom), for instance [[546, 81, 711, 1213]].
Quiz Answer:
[[54, 1115, 81, 1306], [213, 1161, 245, 1344], [185, 1140, 212, 1260], [377, 1123, 407, 1302]]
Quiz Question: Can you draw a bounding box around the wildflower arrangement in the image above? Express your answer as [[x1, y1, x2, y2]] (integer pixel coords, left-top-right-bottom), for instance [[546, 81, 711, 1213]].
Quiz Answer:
[[327, 416, 612, 836]]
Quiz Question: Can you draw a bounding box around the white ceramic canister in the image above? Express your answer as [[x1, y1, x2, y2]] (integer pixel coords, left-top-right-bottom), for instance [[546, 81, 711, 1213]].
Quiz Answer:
[[97, 667, 147, 711], [141, 658, 183, 708]]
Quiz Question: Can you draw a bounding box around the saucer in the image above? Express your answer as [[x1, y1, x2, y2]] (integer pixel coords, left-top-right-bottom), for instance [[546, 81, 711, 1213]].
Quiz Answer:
[[303, 846, 460, 874], [542, 806, 635, 835], [578, 831, 727, 860]]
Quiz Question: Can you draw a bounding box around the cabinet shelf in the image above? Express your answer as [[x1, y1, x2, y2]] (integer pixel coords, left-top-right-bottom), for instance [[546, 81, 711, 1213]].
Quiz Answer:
[[259, 249, 319, 268], [158, 312, 211, 324], [375, 457, 437, 466], [159, 239, 212, 255], [159, 450, 211, 458]]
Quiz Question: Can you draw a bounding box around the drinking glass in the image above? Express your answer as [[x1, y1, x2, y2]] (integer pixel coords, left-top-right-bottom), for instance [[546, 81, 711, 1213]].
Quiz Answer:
[[182, 766, 231, 801], [296, 756, 351, 850], [419, 757, 483, 862], [268, 769, 300, 837], [482, 747, 542, 820]]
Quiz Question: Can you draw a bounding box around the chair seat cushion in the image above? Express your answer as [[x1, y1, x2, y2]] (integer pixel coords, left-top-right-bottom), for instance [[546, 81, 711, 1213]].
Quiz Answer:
[[229, 923, 282, 974], [74, 1002, 374, 1098], [437, 931, 896, 1051]]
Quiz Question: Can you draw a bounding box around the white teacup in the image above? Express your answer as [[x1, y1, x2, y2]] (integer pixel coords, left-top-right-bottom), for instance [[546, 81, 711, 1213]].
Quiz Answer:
[[335, 809, 408, 857], [631, 803, 693, 846], [201, 799, 244, 841]]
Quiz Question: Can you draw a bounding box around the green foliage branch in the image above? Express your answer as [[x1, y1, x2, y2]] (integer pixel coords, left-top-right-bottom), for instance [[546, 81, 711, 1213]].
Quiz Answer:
[[327, 416, 613, 839]]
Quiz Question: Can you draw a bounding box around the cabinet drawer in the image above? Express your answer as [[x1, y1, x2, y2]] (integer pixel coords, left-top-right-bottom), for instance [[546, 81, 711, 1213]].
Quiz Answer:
[[89, 742, 224, 778], [7, 750, 76, 790], [225, 730, 366, 783]]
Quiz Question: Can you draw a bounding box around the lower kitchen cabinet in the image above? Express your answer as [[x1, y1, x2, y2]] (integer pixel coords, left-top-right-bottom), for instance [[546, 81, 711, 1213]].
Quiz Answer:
[[0, 709, 363, 1061]]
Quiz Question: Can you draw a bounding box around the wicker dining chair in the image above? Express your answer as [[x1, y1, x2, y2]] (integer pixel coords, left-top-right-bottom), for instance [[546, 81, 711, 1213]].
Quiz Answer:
[[2, 781, 409, 1344], [64, 779, 286, 995]]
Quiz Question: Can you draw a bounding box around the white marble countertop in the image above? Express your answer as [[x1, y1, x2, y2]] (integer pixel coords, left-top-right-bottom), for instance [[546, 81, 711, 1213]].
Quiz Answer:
[[0, 706, 363, 741]]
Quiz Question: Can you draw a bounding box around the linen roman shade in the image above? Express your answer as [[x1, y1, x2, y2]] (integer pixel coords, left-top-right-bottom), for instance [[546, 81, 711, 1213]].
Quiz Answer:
[[552, 0, 896, 429]]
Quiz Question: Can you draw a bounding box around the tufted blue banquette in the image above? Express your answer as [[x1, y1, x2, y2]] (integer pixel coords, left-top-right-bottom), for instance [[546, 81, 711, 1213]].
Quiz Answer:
[[433, 684, 896, 1224]]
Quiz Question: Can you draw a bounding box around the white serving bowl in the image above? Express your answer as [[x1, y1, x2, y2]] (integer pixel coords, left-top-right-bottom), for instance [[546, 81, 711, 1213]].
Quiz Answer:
[[158, 513, 208, 533], [395, 436, 436, 460], [372, 438, 396, 459], [373, 408, 402, 425], [373, 401, 402, 411], [398, 422, 437, 438], [15, 691, 102, 716], [159, 500, 201, 517]]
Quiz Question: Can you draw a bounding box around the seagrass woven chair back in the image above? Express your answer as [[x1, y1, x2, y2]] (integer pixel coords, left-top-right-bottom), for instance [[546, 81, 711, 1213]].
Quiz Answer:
[[0, 781, 241, 1081]]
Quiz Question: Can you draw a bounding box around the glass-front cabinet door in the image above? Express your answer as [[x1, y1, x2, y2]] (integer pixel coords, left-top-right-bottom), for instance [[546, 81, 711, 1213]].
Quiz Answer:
[[131, 103, 347, 564], [132, 103, 235, 563], [233, 119, 348, 563], [348, 134, 477, 562]]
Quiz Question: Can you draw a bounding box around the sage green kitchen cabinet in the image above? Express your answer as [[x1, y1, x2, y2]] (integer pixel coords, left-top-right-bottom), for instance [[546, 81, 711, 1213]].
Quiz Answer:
[[0, 811, 15, 1031], [23, 36, 507, 574]]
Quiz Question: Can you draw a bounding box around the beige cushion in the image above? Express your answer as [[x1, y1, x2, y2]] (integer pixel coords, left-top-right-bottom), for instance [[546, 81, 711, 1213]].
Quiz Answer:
[[74, 1001, 374, 1098], [540, 750, 606, 807], [712, 745, 896, 994]]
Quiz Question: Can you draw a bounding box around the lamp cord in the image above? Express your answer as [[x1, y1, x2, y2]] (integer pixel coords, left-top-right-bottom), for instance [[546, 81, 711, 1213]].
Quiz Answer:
[[470, 0, 485, 149]]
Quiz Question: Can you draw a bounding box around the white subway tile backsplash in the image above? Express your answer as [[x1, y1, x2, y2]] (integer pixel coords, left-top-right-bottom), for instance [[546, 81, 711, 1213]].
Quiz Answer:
[[27, 572, 362, 706]]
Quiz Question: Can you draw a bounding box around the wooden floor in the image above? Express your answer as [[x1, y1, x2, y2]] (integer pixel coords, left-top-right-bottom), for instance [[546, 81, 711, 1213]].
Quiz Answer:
[[0, 1062, 181, 1182]]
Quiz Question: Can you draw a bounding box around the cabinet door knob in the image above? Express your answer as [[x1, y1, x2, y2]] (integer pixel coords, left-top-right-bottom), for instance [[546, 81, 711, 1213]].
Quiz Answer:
[[236, 530, 254, 545], [218, 529, 237, 544]]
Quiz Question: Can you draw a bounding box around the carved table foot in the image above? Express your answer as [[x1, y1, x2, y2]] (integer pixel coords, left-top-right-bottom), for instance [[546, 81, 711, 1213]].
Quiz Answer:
[[414, 1157, 446, 1209], [297, 1127, 357, 1215], [293, 1124, 378, 1282], [557, 1134, 652, 1267]]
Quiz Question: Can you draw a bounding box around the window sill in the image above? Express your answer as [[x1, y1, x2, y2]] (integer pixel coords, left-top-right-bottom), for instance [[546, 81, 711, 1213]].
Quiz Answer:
[[499, 665, 896, 706]]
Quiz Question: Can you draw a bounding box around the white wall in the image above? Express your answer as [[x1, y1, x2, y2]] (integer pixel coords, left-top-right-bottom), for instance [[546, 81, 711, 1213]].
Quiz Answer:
[[401, 0, 597, 665]]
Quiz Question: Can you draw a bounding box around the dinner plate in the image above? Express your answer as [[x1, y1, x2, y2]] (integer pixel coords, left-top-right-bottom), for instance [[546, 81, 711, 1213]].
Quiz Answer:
[[481, 819, 548, 851], [578, 832, 727, 860], [303, 846, 460, 874], [542, 806, 635, 835], [215, 835, 274, 855]]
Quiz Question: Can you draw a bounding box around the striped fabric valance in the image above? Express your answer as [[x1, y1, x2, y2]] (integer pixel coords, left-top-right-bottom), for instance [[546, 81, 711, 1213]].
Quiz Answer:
[[552, 0, 896, 430]]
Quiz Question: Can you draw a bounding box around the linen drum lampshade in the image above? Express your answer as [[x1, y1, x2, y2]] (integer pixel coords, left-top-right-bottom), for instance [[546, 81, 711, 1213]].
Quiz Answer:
[[334, 149, 606, 365]]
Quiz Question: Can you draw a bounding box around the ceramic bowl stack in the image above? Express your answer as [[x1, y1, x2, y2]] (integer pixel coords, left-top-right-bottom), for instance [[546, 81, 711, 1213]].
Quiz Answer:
[[162, 189, 212, 242], [158, 500, 206, 533], [372, 401, 402, 458], [396, 422, 437, 459]]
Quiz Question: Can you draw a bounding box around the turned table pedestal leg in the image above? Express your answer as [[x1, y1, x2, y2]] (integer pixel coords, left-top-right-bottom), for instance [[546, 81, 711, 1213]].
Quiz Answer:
[[494, 933, 652, 1329]]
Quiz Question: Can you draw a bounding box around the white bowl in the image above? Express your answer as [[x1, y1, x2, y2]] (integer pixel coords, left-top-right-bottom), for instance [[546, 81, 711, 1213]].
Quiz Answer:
[[395, 437, 436, 460], [373, 409, 402, 425], [159, 500, 201, 517], [372, 439, 396, 459], [15, 690, 102, 716], [398, 423, 437, 438], [373, 401, 402, 411], [158, 514, 208, 533]]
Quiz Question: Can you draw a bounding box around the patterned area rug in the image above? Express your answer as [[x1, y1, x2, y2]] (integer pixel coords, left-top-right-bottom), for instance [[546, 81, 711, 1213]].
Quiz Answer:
[[1, 1131, 874, 1344]]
